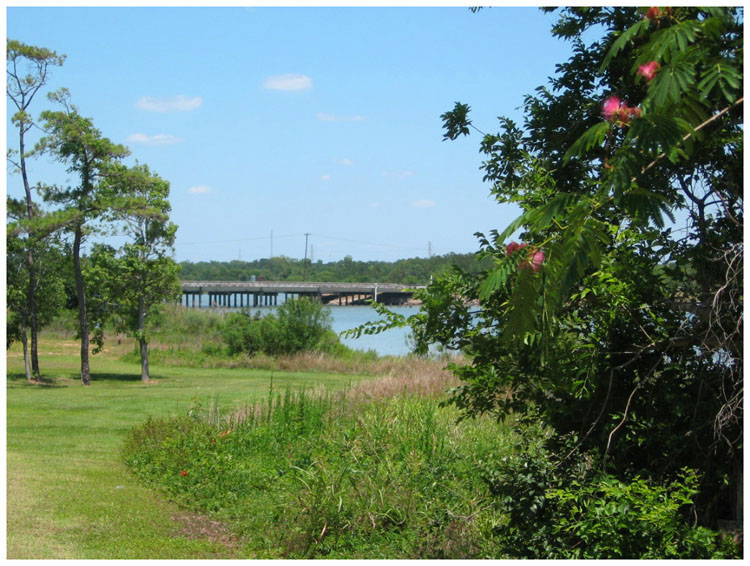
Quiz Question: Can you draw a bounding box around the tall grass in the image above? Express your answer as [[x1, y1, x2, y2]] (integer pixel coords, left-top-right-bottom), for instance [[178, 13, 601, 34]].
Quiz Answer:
[[122, 373, 538, 558]]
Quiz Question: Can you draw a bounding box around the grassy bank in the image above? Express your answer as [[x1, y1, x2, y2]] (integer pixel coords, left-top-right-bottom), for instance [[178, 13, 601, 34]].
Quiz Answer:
[[6, 336, 379, 559], [122, 383, 538, 558], [9, 323, 733, 558]]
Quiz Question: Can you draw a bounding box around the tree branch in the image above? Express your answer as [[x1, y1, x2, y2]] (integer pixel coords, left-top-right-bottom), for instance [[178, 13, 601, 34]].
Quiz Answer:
[[640, 96, 744, 176]]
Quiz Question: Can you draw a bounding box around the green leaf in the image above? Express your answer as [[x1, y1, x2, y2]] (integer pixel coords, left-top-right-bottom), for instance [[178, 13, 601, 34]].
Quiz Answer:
[[647, 59, 696, 108], [601, 19, 650, 71], [478, 260, 515, 301], [564, 121, 610, 163]]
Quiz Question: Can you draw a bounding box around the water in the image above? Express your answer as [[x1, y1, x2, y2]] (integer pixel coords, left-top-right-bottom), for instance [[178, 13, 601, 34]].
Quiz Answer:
[[197, 304, 420, 357], [330, 305, 419, 357]]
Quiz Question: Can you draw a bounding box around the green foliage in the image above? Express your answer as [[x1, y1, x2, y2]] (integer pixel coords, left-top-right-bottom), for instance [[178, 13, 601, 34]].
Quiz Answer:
[[481, 436, 737, 559], [178, 252, 492, 285], [122, 389, 531, 558], [6, 200, 69, 350], [123, 386, 737, 559], [85, 163, 181, 376], [221, 297, 333, 357], [547, 471, 735, 559], [408, 5, 743, 531], [6, 38, 66, 150], [276, 296, 333, 354], [221, 311, 274, 356]]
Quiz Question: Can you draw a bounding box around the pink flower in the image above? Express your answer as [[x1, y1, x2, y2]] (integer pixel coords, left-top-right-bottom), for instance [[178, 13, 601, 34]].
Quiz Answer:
[[645, 7, 661, 20], [507, 242, 545, 273], [529, 250, 545, 272], [602, 96, 641, 125], [505, 241, 527, 257], [520, 249, 546, 273], [638, 61, 660, 82], [602, 96, 624, 121]]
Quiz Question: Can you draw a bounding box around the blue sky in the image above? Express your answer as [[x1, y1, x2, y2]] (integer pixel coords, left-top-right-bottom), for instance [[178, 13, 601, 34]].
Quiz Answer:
[[6, 5, 576, 264]]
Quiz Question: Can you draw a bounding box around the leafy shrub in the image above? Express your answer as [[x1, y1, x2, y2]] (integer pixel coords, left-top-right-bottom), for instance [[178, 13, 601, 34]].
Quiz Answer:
[[547, 471, 736, 559], [275, 297, 332, 354], [480, 435, 739, 559], [221, 311, 266, 356], [221, 298, 333, 357]]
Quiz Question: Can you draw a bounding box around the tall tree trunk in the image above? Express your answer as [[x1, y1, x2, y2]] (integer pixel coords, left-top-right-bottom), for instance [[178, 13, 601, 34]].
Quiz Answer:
[[139, 337, 150, 383], [138, 296, 150, 382], [21, 324, 31, 382], [27, 249, 40, 379], [19, 123, 41, 379], [73, 224, 91, 385]]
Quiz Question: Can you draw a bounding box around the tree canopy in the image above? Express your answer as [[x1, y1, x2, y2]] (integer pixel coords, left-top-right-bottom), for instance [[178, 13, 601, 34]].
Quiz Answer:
[[369, 6, 742, 531]]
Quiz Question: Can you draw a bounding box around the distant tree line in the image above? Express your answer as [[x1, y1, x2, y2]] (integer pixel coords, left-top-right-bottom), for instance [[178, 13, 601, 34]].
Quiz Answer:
[[178, 252, 493, 285]]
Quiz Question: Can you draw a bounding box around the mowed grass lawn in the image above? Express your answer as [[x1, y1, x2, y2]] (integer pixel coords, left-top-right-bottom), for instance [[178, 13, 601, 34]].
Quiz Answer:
[[6, 337, 368, 559]]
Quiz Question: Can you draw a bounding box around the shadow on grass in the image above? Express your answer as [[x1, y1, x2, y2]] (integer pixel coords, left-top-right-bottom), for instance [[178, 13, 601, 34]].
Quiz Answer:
[[89, 372, 159, 383], [6, 371, 165, 386], [6, 372, 67, 388]]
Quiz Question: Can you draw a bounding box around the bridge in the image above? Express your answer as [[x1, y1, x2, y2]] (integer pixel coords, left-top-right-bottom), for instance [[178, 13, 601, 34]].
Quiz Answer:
[[180, 281, 425, 308]]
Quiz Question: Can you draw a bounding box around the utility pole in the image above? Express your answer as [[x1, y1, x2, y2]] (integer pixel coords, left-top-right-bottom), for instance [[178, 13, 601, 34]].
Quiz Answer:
[[303, 232, 310, 280]]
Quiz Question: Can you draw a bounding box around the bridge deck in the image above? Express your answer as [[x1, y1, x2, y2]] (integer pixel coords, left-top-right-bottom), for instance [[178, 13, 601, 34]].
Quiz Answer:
[[180, 280, 425, 307], [181, 281, 424, 294]]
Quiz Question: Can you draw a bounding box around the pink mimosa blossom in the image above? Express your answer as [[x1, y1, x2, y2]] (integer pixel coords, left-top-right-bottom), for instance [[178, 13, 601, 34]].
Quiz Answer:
[[508, 242, 545, 273], [505, 241, 526, 257], [519, 249, 546, 273], [646, 7, 661, 20], [602, 96, 623, 121], [529, 250, 546, 272], [638, 61, 660, 81], [602, 96, 641, 125]]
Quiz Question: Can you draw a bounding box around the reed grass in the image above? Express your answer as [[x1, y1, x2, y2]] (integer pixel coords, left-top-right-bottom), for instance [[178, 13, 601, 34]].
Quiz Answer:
[[122, 374, 534, 558]]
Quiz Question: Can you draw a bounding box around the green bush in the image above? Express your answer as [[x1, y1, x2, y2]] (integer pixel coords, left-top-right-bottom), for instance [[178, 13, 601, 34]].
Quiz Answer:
[[221, 312, 264, 356], [547, 471, 736, 559], [275, 297, 332, 354], [221, 298, 333, 357], [480, 435, 739, 559]]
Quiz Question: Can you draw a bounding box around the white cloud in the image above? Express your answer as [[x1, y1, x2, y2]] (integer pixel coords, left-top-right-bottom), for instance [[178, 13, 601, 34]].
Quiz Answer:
[[321, 174, 332, 181], [317, 112, 366, 122], [188, 185, 212, 194], [336, 158, 355, 166], [412, 200, 436, 208], [136, 95, 202, 112], [262, 74, 312, 91], [126, 133, 185, 145]]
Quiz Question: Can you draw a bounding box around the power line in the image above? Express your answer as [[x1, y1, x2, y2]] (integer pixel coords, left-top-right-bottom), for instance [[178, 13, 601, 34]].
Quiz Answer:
[[175, 233, 301, 246]]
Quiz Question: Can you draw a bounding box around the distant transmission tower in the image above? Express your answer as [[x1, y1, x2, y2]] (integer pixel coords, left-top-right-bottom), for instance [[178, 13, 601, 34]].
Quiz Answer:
[[428, 241, 433, 258]]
